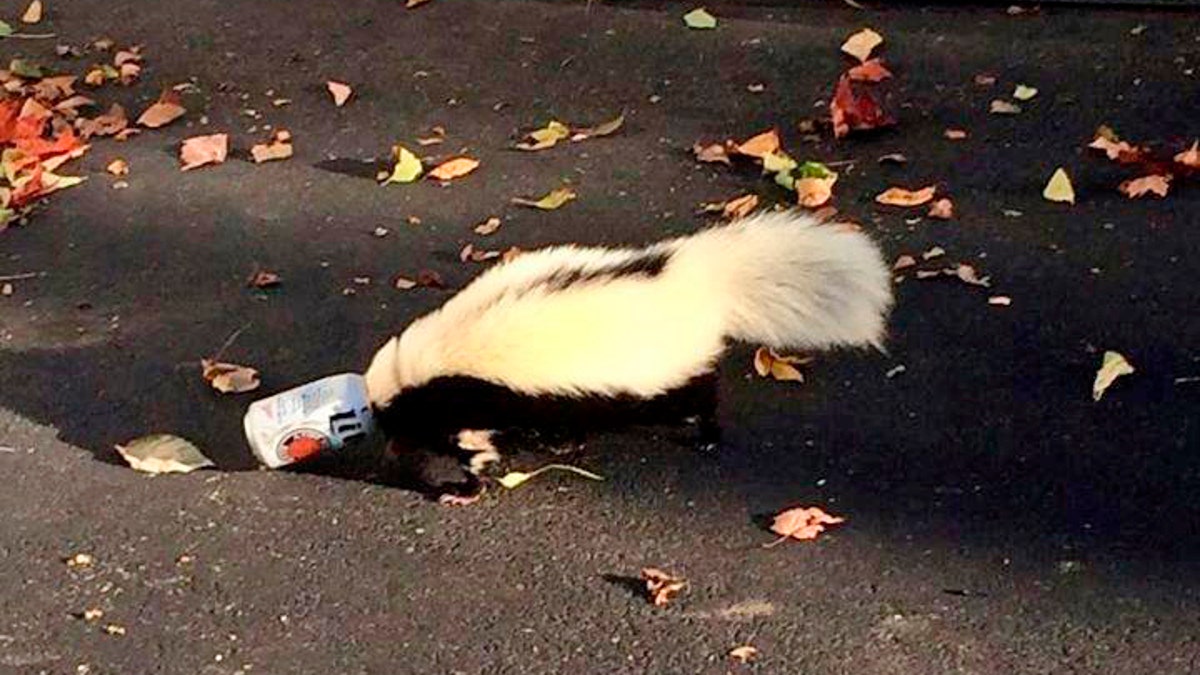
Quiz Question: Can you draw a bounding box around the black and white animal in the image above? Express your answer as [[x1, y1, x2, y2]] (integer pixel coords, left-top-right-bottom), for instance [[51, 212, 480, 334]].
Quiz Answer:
[[364, 210, 892, 488]]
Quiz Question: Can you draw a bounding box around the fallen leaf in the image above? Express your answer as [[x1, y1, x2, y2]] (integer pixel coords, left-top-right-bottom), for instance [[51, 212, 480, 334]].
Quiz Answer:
[[722, 193, 758, 219], [76, 103, 128, 138], [384, 145, 423, 183], [683, 7, 717, 29], [762, 150, 798, 175], [1042, 167, 1075, 204], [1119, 174, 1170, 199], [988, 295, 1012, 306], [830, 75, 893, 139], [113, 48, 141, 67], [427, 156, 479, 181], [766, 506, 845, 545], [456, 429, 497, 452], [200, 359, 261, 394], [1088, 134, 1138, 161], [105, 158, 128, 176], [733, 129, 780, 159], [875, 185, 936, 207], [746, 83, 765, 93], [0, 21, 11, 38], [922, 246, 945, 260], [65, 552, 94, 567], [511, 186, 576, 210], [796, 174, 837, 208], [21, 0, 42, 25], [1, 283, 12, 296], [179, 133, 227, 171], [247, 269, 281, 288], [878, 152, 907, 164], [974, 73, 997, 86], [394, 276, 417, 290], [841, 28, 883, 62], [949, 263, 991, 287], [459, 243, 501, 263], [516, 120, 570, 151], [1093, 351, 1134, 401], [927, 197, 954, 219], [847, 58, 892, 82], [473, 216, 502, 235], [81, 608, 104, 621], [406, 0, 433, 7], [326, 80, 352, 107], [989, 99, 1022, 115], [1012, 84, 1038, 101], [641, 567, 686, 607], [415, 269, 445, 288], [497, 463, 605, 489], [570, 113, 624, 141], [753, 347, 811, 383], [892, 254, 917, 271], [250, 129, 293, 163], [136, 91, 185, 128], [115, 434, 214, 475], [1173, 141, 1200, 168], [944, 128, 968, 140], [729, 646, 759, 664], [104, 624, 126, 636], [693, 142, 731, 165], [53, 95, 94, 117]]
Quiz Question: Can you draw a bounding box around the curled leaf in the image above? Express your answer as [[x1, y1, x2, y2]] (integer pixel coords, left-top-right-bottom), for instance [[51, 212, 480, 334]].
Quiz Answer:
[[511, 186, 576, 210], [384, 145, 423, 183], [641, 567, 686, 607], [201, 359, 261, 394], [722, 193, 758, 220], [516, 120, 570, 151], [753, 347, 811, 383], [1173, 141, 1200, 168], [570, 113, 624, 142], [766, 506, 845, 545], [1093, 351, 1134, 401], [875, 185, 936, 207]]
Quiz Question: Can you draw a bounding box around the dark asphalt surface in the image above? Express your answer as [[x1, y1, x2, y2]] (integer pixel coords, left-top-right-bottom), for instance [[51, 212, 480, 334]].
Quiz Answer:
[[3, 1, 1200, 673]]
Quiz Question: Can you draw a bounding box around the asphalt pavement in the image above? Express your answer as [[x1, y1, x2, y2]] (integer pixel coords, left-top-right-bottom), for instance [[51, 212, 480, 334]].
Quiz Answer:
[[2, 1, 1200, 673]]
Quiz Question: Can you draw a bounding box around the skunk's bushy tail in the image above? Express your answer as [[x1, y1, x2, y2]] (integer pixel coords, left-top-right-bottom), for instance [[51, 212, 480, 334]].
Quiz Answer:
[[671, 210, 892, 350]]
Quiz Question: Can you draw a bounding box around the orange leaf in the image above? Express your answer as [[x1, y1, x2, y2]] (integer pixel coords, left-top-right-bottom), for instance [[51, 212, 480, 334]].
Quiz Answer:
[[105, 158, 128, 176], [1174, 141, 1200, 168], [326, 80, 352, 107], [753, 347, 812, 383], [640, 568, 686, 607], [927, 197, 954, 219], [830, 75, 893, 139], [943, 128, 968, 140], [733, 129, 780, 159], [847, 58, 892, 82], [179, 133, 228, 171], [796, 175, 837, 209], [250, 130, 293, 163], [1119, 174, 1170, 199], [722, 193, 758, 220], [875, 185, 936, 207], [136, 91, 185, 128], [427, 157, 479, 181], [766, 506, 845, 545], [1088, 135, 1138, 161]]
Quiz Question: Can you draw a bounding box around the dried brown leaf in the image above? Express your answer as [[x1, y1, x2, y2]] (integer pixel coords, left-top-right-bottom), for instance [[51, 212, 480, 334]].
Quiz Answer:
[[179, 133, 228, 171], [641, 567, 686, 607]]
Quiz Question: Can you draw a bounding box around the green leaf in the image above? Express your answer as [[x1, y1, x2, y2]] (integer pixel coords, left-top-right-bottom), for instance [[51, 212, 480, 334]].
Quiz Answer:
[[0, 21, 13, 37], [8, 58, 43, 78], [683, 8, 717, 29], [798, 161, 835, 179], [115, 434, 214, 475], [497, 464, 605, 489], [384, 145, 423, 184]]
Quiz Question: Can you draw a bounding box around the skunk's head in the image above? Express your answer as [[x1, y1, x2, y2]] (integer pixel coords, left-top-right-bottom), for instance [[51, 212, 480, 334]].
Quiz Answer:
[[364, 323, 447, 439]]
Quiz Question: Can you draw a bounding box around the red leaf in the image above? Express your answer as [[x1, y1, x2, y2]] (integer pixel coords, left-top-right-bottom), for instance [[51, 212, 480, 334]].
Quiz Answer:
[[830, 75, 893, 139], [847, 58, 893, 83]]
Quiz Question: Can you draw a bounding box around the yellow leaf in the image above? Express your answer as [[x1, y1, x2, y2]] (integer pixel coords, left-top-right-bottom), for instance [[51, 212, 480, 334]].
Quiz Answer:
[[21, 0, 42, 24], [1093, 351, 1134, 401], [511, 186, 576, 210], [841, 28, 883, 62], [1042, 168, 1075, 204], [385, 145, 423, 183], [516, 120, 570, 151], [682, 7, 717, 29], [1012, 84, 1038, 101], [570, 113, 624, 141], [427, 156, 479, 181], [753, 347, 811, 383], [496, 464, 605, 489]]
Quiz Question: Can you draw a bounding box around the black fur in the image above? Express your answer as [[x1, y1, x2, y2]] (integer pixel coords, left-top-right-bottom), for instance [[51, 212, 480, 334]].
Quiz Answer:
[[540, 248, 671, 292], [373, 372, 720, 485]]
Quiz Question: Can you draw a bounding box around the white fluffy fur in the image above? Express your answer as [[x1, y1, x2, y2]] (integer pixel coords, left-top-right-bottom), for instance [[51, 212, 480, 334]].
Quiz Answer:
[[365, 211, 892, 405]]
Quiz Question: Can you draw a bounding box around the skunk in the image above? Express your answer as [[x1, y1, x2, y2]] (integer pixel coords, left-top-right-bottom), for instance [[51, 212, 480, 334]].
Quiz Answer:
[[364, 210, 892, 487]]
